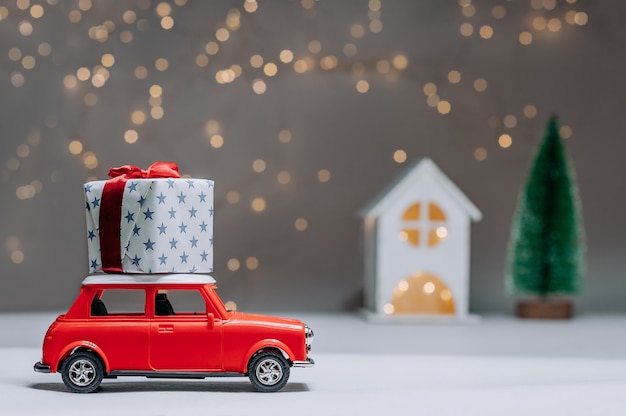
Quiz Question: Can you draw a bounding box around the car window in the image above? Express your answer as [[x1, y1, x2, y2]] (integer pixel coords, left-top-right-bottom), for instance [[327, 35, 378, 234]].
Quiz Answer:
[[154, 289, 206, 316], [92, 289, 145, 316]]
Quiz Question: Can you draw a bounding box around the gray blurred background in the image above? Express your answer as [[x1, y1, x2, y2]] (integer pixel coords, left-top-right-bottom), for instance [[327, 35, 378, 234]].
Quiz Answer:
[[1, 0, 623, 314]]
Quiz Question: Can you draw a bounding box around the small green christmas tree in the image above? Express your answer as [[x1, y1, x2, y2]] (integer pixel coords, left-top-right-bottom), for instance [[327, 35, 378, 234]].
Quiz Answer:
[[506, 116, 585, 303]]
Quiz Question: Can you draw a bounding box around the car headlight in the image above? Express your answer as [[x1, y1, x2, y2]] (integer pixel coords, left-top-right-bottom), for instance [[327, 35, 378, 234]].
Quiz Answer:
[[305, 325, 314, 352]]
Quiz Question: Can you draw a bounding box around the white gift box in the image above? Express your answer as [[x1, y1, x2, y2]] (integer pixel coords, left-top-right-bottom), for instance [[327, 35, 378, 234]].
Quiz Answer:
[[84, 177, 214, 274]]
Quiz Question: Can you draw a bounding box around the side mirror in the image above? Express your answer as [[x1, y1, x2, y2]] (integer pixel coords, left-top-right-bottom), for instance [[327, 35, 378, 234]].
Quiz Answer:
[[207, 313, 214, 329]]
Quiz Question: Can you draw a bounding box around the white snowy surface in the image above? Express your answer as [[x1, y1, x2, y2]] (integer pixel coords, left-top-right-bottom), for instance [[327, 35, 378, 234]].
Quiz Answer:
[[3, 313, 626, 415]]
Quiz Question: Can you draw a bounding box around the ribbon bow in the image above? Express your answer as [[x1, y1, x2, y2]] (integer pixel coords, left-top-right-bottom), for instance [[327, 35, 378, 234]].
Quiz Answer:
[[108, 161, 180, 179], [100, 161, 180, 273]]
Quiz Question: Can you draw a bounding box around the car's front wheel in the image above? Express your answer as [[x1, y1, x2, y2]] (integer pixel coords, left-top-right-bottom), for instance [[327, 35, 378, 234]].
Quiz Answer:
[[61, 352, 104, 393], [248, 351, 290, 392]]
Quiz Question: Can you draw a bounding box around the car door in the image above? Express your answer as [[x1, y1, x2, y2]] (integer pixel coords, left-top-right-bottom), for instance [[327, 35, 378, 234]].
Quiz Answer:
[[149, 287, 223, 371]]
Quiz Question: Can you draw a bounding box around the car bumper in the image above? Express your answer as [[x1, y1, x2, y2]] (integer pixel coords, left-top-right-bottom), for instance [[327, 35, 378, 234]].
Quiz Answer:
[[292, 356, 315, 368], [33, 361, 51, 373]]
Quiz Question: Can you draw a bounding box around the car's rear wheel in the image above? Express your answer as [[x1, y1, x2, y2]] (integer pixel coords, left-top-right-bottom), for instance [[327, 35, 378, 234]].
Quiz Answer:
[[61, 352, 104, 393], [248, 351, 290, 392]]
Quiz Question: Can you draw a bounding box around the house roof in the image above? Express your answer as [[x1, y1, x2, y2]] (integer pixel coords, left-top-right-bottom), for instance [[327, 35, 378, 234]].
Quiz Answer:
[[359, 158, 482, 221]]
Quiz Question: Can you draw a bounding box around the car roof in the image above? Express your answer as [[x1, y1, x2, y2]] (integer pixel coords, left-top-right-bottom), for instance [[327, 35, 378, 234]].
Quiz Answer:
[[81, 274, 216, 285]]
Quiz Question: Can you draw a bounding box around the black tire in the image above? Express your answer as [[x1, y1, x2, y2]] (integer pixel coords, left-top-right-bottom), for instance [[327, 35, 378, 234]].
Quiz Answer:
[[60, 352, 104, 393], [248, 351, 290, 392]]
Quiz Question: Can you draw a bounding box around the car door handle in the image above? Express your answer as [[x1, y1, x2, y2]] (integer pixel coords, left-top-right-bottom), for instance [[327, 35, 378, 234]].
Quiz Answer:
[[157, 324, 174, 333]]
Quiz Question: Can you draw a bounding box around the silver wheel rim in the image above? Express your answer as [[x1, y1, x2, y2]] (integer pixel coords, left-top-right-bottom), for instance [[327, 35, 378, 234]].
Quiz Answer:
[[255, 358, 283, 386], [68, 359, 96, 387]]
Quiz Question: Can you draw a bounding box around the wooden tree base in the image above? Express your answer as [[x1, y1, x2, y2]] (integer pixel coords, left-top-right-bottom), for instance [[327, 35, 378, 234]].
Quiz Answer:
[[515, 299, 574, 319]]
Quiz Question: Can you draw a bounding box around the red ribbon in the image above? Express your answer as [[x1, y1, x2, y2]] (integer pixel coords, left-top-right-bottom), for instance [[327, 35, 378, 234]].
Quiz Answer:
[[99, 162, 180, 273]]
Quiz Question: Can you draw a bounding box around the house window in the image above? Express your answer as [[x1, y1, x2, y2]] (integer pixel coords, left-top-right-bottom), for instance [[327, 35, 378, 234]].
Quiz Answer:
[[399, 202, 448, 248], [384, 272, 455, 315]]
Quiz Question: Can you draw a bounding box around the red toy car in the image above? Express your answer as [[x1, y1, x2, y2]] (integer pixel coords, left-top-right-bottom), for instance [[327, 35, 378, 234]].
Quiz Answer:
[[34, 274, 314, 393]]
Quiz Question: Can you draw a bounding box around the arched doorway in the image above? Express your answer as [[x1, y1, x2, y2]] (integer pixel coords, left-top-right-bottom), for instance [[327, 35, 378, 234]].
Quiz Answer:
[[385, 272, 455, 315]]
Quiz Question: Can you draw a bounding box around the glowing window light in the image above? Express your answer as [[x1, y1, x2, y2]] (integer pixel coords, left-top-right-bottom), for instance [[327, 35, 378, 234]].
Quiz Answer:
[[251, 198, 266, 212], [161, 16, 174, 30], [356, 80, 370, 93], [227, 258, 240, 271], [279, 49, 293, 63], [69, 140, 83, 154], [460, 22, 473, 36], [479, 25, 493, 39], [226, 191, 240, 204], [295, 218, 308, 231], [393, 150, 407, 164], [474, 147, 488, 161], [350, 24, 365, 38], [498, 134, 513, 148], [317, 169, 331, 183], [124, 130, 138, 144]]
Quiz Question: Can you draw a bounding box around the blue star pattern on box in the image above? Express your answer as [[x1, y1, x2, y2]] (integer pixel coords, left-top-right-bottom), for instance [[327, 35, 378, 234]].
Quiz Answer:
[[84, 178, 214, 274]]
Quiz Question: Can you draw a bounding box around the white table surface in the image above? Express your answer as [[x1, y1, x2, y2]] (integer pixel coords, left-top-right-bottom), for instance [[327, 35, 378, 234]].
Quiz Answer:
[[2, 312, 626, 415]]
